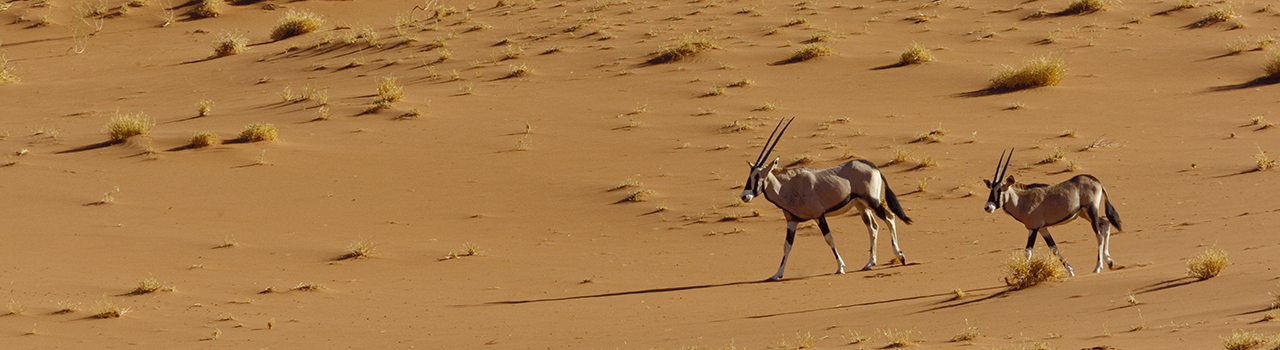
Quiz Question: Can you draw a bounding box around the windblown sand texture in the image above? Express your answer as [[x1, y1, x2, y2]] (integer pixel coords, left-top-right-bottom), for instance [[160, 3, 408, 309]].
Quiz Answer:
[[2, 0, 1280, 348]]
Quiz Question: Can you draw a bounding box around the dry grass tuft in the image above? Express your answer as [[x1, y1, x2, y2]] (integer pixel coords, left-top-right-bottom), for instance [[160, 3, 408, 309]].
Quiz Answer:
[[506, 63, 532, 78], [881, 329, 914, 348], [1004, 250, 1067, 290], [93, 298, 131, 318], [441, 243, 483, 260], [1264, 52, 1280, 77], [990, 56, 1066, 90], [104, 111, 153, 141], [239, 123, 278, 142], [270, 9, 325, 41], [626, 189, 653, 202], [1, 56, 19, 84], [6, 300, 25, 315], [1039, 147, 1067, 164], [913, 125, 948, 143], [1256, 148, 1277, 171], [210, 31, 249, 58], [195, 99, 214, 117], [340, 238, 376, 259], [649, 34, 719, 64], [722, 120, 754, 133], [292, 282, 327, 291], [370, 75, 405, 110], [951, 288, 967, 300], [1221, 329, 1265, 350], [899, 42, 934, 64], [888, 147, 913, 165], [951, 326, 980, 343], [190, 131, 220, 148], [1062, 0, 1108, 14], [54, 300, 80, 314], [131, 277, 172, 294], [1194, 6, 1237, 28], [789, 43, 833, 62], [1187, 248, 1228, 280], [190, 0, 220, 18]]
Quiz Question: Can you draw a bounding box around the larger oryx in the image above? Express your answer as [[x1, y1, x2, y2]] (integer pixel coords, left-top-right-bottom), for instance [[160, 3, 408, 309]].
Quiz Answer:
[[740, 118, 913, 281], [983, 149, 1123, 276]]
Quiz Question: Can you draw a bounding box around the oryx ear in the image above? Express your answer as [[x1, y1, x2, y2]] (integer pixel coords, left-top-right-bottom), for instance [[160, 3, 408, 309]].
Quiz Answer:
[[1005, 176, 1016, 184], [745, 160, 755, 167], [982, 179, 992, 187], [770, 157, 781, 168]]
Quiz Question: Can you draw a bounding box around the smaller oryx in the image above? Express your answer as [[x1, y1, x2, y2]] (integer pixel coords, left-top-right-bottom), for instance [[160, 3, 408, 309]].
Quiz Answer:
[[983, 149, 1122, 276], [740, 118, 913, 281]]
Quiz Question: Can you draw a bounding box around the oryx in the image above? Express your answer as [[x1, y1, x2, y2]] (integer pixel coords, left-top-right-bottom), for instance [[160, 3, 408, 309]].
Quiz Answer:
[[740, 118, 913, 281], [983, 149, 1123, 276]]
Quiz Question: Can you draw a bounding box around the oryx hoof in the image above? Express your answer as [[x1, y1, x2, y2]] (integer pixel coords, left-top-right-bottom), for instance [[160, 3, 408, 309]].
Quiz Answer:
[[860, 263, 875, 271], [1107, 260, 1115, 269], [767, 274, 783, 282], [835, 268, 845, 275]]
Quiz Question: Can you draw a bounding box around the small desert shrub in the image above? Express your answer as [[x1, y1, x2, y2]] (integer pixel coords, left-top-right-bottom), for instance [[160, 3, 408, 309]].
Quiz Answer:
[[210, 31, 249, 58], [1004, 250, 1067, 290], [270, 9, 324, 41], [1256, 148, 1277, 171], [190, 0, 220, 18], [1062, 0, 1107, 14], [341, 239, 375, 259], [292, 282, 327, 291], [881, 329, 914, 348], [94, 298, 131, 318], [506, 63, 531, 78], [888, 146, 912, 165], [1194, 6, 1237, 27], [195, 99, 214, 117], [1221, 329, 1265, 350], [990, 56, 1066, 90], [650, 34, 719, 64], [132, 277, 168, 294], [0, 56, 17, 84], [104, 112, 153, 141], [55, 301, 80, 314], [6, 300, 25, 315], [1040, 147, 1067, 164], [900, 42, 934, 64], [239, 123, 279, 142], [1187, 248, 1227, 280], [790, 43, 833, 62], [1264, 52, 1280, 77], [951, 326, 980, 343], [191, 131, 220, 148], [627, 189, 653, 202], [374, 75, 405, 107]]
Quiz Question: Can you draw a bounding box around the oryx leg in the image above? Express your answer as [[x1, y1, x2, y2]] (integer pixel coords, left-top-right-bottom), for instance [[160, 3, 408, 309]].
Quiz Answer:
[[769, 221, 799, 281], [860, 208, 880, 271], [817, 216, 846, 275], [882, 211, 906, 265], [1086, 206, 1113, 273], [1024, 228, 1038, 261], [1039, 227, 1076, 276]]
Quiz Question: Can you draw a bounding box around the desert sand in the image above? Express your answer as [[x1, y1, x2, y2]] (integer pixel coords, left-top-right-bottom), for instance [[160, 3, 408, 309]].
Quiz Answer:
[[2, 0, 1280, 348]]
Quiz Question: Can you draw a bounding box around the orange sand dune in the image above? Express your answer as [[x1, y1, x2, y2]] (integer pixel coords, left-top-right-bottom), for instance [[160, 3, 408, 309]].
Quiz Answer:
[[2, 0, 1280, 348]]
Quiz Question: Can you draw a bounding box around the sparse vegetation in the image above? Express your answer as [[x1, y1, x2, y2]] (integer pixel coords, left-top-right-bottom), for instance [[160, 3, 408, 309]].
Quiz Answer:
[[340, 238, 376, 259], [190, 0, 220, 18], [951, 288, 966, 300], [649, 34, 719, 64], [1221, 329, 1265, 350], [7, 299, 25, 315], [1040, 147, 1067, 164], [1264, 52, 1280, 77], [1187, 248, 1228, 280], [440, 243, 482, 260], [370, 75, 405, 110], [913, 125, 948, 143], [210, 31, 249, 58], [1194, 6, 1237, 28], [1, 56, 19, 84], [270, 9, 325, 41], [900, 42, 934, 64], [881, 329, 914, 348], [888, 147, 912, 165], [196, 99, 214, 117], [94, 298, 131, 318], [789, 43, 833, 62], [990, 56, 1066, 90], [506, 63, 531, 78], [104, 111, 153, 141], [951, 326, 980, 343], [1062, 0, 1108, 14], [1004, 250, 1067, 290], [190, 131, 220, 148], [239, 123, 279, 142], [627, 189, 653, 202], [131, 277, 171, 294], [55, 300, 80, 314], [291, 282, 327, 291], [1256, 148, 1276, 171]]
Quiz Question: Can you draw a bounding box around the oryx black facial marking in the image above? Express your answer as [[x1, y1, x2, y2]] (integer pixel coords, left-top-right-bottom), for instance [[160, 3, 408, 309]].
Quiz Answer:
[[739, 118, 914, 281], [982, 149, 1124, 276]]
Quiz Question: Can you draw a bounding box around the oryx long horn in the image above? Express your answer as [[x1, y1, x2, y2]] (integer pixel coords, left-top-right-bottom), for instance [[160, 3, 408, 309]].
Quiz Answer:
[[992, 149, 1007, 183], [998, 148, 1014, 182], [755, 118, 788, 166], [758, 118, 794, 166]]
